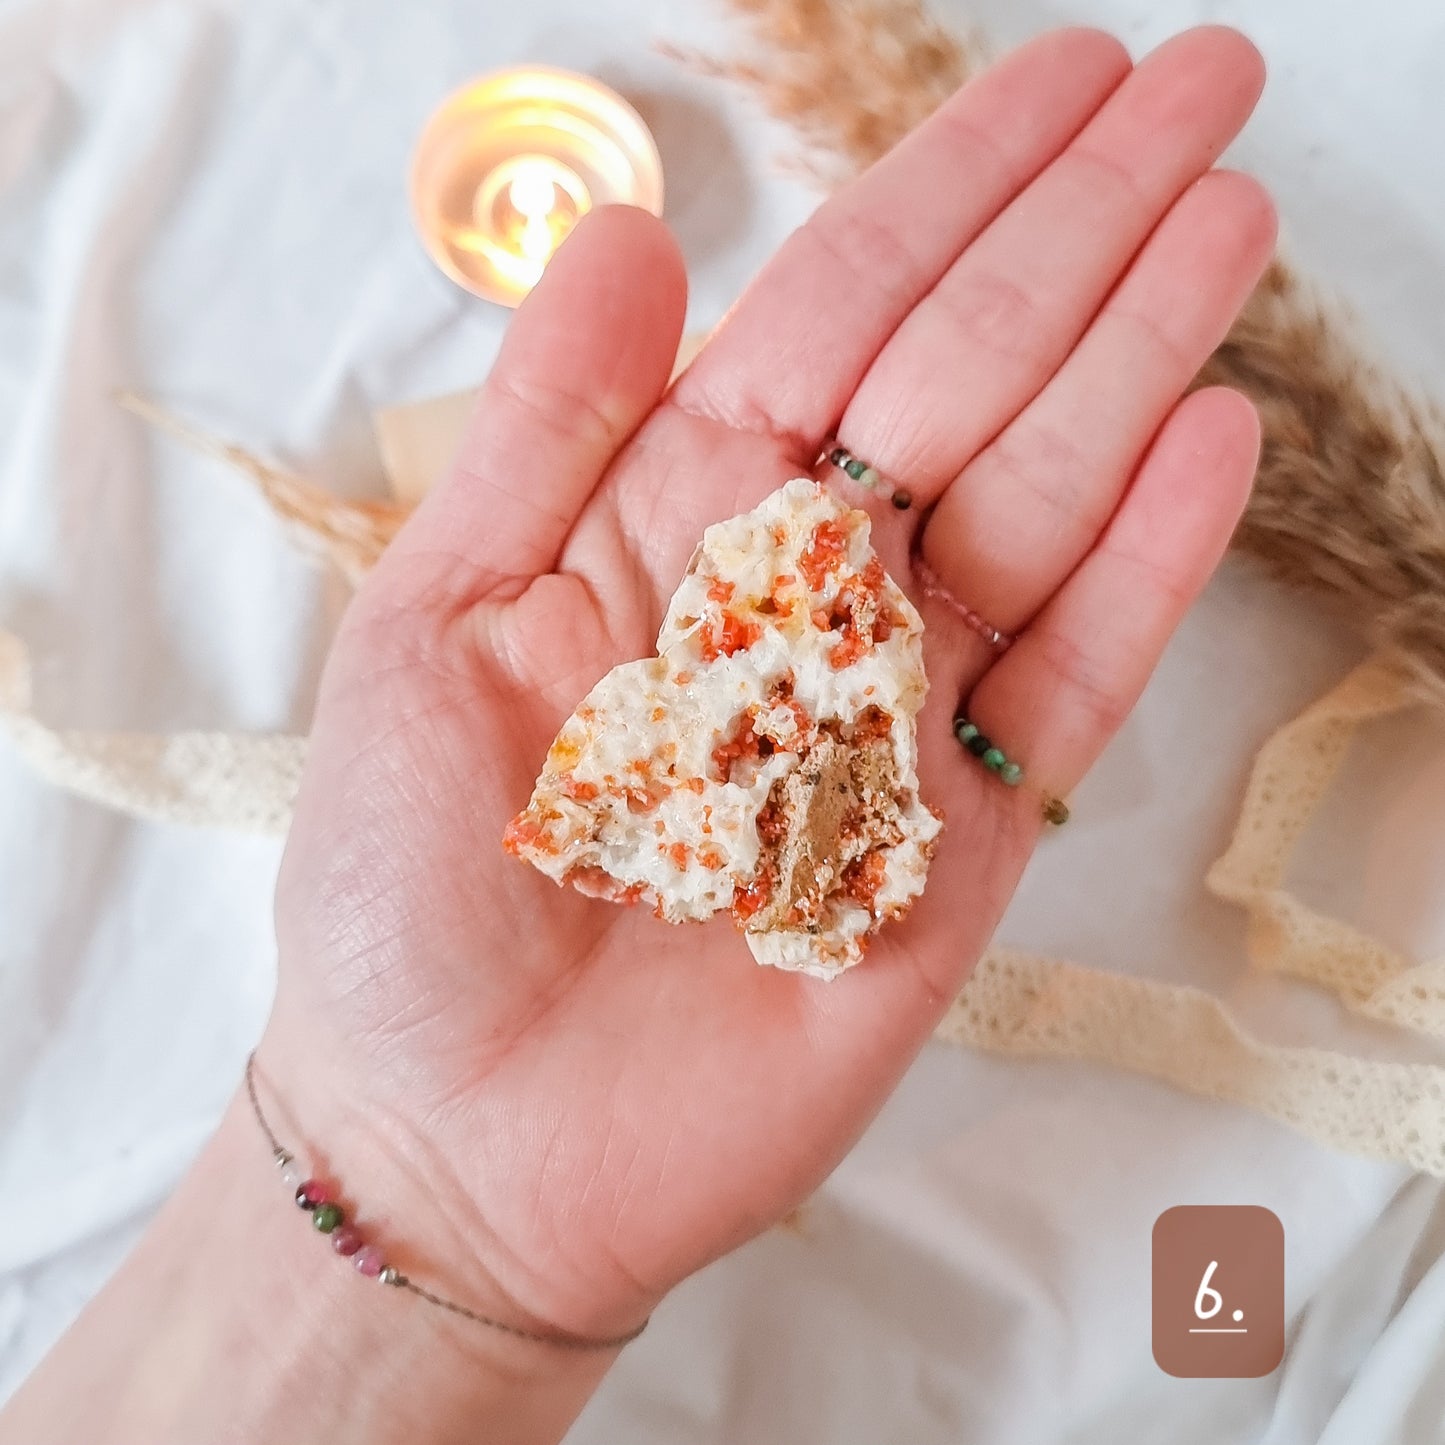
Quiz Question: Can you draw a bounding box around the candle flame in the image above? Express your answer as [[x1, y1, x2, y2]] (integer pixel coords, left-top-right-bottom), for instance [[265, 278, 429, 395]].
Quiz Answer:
[[509, 161, 561, 265], [410, 66, 663, 305]]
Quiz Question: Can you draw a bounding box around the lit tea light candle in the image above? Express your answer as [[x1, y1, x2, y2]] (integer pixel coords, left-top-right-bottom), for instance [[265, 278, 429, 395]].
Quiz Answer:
[[410, 66, 664, 307]]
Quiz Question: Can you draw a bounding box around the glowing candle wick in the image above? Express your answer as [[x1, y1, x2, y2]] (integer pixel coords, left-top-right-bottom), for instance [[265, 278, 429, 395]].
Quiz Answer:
[[510, 162, 560, 264]]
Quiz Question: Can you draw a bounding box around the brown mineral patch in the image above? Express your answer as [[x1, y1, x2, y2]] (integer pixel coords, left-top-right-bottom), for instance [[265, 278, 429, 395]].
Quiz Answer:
[[741, 720, 905, 936]]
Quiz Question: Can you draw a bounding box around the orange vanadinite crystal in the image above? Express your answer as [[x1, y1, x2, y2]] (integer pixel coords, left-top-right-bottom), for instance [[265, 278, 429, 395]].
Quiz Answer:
[[828, 631, 866, 669], [768, 572, 796, 615], [501, 814, 546, 855], [798, 517, 850, 592], [700, 610, 762, 662], [730, 871, 773, 921], [841, 850, 888, 912], [711, 714, 771, 781]]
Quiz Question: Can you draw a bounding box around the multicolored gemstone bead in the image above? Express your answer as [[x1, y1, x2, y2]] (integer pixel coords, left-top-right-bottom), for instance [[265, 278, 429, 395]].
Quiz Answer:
[[331, 1224, 363, 1256], [295, 1178, 334, 1210], [354, 1245, 385, 1278], [312, 1202, 344, 1233], [285, 1173, 397, 1280]]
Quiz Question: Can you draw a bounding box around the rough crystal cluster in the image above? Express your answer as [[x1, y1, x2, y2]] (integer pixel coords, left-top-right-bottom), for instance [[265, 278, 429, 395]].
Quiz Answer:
[[504, 478, 940, 979]]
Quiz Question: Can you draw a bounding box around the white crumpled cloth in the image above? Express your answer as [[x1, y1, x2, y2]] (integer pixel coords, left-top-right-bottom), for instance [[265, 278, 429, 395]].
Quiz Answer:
[[4, 1, 1445, 1440]]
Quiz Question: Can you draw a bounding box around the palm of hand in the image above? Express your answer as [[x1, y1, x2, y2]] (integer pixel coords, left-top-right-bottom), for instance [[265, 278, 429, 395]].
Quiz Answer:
[[266, 27, 1274, 1340]]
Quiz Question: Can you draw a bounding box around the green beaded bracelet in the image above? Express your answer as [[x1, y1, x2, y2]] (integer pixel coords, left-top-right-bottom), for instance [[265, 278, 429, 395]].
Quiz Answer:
[[952, 716, 1022, 782], [951, 714, 1068, 824], [825, 443, 913, 510]]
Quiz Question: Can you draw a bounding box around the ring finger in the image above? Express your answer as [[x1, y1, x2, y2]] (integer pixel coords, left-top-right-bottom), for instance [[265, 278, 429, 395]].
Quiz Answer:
[[920, 165, 1276, 633]]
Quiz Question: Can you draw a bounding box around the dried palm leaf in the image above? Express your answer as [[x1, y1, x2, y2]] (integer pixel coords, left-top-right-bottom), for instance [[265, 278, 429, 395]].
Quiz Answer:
[[115, 392, 406, 586]]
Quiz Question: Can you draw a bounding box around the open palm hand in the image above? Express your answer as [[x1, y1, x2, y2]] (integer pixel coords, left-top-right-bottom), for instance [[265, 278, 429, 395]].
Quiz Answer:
[[262, 27, 1274, 1345]]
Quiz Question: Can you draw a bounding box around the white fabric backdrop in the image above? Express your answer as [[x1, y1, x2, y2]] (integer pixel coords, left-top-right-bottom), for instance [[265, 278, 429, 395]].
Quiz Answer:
[[3, 0, 1445, 1439]]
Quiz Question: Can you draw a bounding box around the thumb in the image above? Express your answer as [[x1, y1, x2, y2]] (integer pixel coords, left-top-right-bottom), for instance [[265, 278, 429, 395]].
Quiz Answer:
[[385, 204, 687, 614]]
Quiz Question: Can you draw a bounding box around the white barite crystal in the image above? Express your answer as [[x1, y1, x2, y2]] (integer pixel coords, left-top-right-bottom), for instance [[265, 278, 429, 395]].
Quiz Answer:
[[504, 478, 941, 978]]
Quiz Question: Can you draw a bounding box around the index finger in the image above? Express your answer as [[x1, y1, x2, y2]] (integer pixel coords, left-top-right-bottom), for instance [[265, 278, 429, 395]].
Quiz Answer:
[[667, 27, 1132, 460]]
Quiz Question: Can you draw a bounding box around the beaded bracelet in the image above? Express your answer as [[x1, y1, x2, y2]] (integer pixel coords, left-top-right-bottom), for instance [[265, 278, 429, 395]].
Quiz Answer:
[[243, 1054, 649, 1351], [953, 717, 1023, 786], [953, 713, 1070, 825], [824, 442, 914, 511], [912, 553, 1014, 651]]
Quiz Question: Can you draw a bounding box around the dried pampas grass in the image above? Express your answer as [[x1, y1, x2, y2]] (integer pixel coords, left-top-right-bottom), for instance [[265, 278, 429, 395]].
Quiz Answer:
[[683, 0, 1445, 697], [1197, 262, 1445, 700], [659, 0, 978, 184], [116, 392, 406, 586], [129, 0, 1445, 700]]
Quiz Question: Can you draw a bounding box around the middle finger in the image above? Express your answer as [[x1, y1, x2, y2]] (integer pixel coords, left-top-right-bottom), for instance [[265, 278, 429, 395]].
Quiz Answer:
[[830, 26, 1265, 505]]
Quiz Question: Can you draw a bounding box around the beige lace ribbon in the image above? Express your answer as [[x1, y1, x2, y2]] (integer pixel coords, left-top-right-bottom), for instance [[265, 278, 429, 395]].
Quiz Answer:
[[4, 626, 1443, 1175], [946, 655, 1445, 1176]]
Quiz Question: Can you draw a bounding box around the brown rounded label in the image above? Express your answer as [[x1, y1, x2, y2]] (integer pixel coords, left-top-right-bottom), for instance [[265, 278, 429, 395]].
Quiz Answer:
[[1152, 1205, 1285, 1378]]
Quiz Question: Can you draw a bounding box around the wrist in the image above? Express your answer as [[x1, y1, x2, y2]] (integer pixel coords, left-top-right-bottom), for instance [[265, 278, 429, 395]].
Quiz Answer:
[[194, 1095, 553, 1436], [224, 1075, 625, 1436], [1, 1061, 623, 1445], [247, 1021, 657, 1350]]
